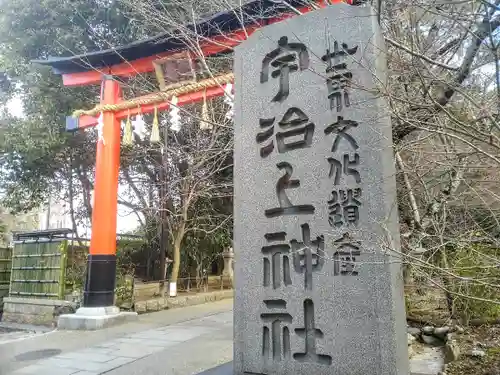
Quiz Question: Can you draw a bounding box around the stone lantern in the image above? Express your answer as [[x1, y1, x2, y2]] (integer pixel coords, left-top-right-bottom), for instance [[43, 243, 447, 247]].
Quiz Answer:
[[221, 247, 234, 287]]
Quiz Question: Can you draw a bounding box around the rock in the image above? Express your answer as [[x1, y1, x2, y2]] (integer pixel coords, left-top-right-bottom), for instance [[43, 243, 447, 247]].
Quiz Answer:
[[408, 333, 417, 346], [146, 299, 159, 312], [134, 301, 147, 313], [453, 325, 465, 334], [118, 301, 133, 310], [52, 305, 76, 328], [422, 334, 442, 346], [408, 327, 421, 337], [437, 372, 447, 375], [53, 305, 75, 317], [158, 298, 167, 310], [422, 326, 435, 335], [468, 349, 486, 358], [444, 341, 460, 363], [410, 346, 445, 375], [408, 345, 414, 358], [434, 326, 450, 339]]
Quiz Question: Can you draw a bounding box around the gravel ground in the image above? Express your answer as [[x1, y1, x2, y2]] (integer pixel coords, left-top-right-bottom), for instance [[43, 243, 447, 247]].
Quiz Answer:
[[447, 326, 500, 375]]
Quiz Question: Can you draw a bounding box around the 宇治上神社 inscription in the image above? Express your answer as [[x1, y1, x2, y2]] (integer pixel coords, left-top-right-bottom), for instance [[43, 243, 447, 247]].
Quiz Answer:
[[234, 4, 408, 375]]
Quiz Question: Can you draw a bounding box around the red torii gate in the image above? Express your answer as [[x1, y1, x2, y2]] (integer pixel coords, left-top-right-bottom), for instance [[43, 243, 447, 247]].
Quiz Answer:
[[36, 0, 352, 312]]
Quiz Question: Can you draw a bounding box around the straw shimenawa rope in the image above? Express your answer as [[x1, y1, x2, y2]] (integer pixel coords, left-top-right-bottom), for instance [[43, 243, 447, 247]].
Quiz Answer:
[[72, 73, 235, 118]]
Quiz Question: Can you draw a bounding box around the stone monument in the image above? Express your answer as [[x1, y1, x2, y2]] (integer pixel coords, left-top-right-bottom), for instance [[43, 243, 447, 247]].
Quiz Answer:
[[233, 4, 408, 375]]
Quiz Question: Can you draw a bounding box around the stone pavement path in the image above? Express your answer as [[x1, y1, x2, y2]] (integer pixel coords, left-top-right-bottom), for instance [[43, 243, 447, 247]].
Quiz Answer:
[[2, 299, 443, 375], [0, 323, 52, 346], [11, 316, 230, 375], [1, 300, 233, 375]]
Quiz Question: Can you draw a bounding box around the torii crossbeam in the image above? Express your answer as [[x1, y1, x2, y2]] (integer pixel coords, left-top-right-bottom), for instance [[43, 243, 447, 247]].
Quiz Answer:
[[36, 0, 352, 319]]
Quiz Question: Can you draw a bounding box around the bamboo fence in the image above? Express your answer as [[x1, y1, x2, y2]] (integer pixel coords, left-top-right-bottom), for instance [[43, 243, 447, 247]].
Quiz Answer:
[[9, 238, 67, 299], [0, 247, 11, 311]]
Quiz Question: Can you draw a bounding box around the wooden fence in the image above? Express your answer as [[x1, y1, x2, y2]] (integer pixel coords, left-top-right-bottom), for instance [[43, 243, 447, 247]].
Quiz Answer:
[[9, 238, 68, 299], [0, 247, 12, 311]]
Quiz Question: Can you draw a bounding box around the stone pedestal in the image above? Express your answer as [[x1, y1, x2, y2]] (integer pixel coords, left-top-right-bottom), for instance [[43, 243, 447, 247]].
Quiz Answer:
[[2, 297, 77, 327], [57, 306, 137, 330]]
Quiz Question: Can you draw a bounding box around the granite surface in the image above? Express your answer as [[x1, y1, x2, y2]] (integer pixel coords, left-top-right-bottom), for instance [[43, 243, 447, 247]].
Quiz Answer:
[[233, 3, 408, 375]]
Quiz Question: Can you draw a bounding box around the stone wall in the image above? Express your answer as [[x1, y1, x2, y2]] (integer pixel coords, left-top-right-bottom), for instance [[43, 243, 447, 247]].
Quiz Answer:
[[134, 290, 233, 314], [207, 275, 233, 290], [2, 297, 77, 326], [133, 281, 161, 301]]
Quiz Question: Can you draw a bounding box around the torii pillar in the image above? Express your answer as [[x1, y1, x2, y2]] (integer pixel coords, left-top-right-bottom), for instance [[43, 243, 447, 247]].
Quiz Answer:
[[58, 76, 138, 329], [84, 76, 121, 308]]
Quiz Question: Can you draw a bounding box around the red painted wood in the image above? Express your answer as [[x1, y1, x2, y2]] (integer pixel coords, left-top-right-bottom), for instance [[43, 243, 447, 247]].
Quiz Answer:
[[89, 78, 122, 256]]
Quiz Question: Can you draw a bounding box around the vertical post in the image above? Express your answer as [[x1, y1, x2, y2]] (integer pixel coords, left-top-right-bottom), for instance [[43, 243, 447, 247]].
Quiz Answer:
[[58, 240, 68, 299], [83, 76, 122, 308], [45, 194, 51, 229], [158, 126, 168, 294]]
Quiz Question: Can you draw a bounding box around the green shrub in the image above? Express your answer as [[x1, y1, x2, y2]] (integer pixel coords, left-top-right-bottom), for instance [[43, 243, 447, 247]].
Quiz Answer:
[[448, 244, 500, 323]]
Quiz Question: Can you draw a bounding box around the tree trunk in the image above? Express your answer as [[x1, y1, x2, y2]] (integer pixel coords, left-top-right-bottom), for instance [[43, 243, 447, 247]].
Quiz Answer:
[[440, 248, 455, 319], [169, 234, 182, 297], [171, 235, 182, 283], [67, 161, 84, 247], [159, 126, 169, 292], [158, 148, 168, 290]]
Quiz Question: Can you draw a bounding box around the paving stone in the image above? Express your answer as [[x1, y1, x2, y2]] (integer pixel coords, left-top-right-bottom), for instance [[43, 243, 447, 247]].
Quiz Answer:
[[41, 355, 137, 373], [93, 339, 122, 348], [106, 343, 165, 359], [115, 337, 170, 347], [11, 308, 232, 375], [128, 329, 198, 342], [57, 351, 113, 363], [75, 347, 116, 356], [93, 357, 137, 372], [113, 337, 146, 344], [157, 326, 215, 341], [40, 357, 103, 372], [12, 365, 44, 374], [13, 364, 80, 375]]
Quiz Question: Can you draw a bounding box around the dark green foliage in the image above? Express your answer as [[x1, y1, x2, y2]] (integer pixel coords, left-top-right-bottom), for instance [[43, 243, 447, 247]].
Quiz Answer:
[[447, 244, 500, 322], [0, 0, 144, 213]]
